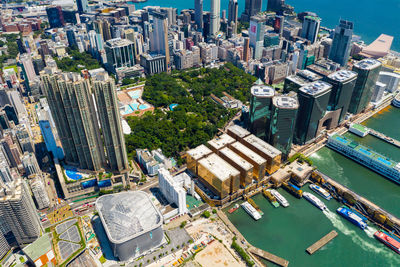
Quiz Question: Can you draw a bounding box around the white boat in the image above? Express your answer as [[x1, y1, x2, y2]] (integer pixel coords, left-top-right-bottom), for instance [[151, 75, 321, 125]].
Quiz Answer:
[[303, 192, 327, 211], [269, 189, 289, 207], [241, 201, 262, 220], [309, 184, 332, 200]]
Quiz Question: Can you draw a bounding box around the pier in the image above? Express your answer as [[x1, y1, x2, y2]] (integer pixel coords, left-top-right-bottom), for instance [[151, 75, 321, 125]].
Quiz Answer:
[[306, 230, 338, 255], [368, 129, 400, 149], [248, 246, 289, 267]]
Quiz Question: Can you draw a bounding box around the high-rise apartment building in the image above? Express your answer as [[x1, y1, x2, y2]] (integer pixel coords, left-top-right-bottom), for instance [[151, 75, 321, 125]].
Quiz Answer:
[[301, 15, 321, 44], [0, 178, 41, 245], [249, 15, 267, 60], [325, 69, 357, 123], [228, 0, 238, 32], [92, 72, 129, 173], [30, 179, 50, 209], [268, 95, 299, 159], [105, 38, 136, 73], [209, 0, 221, 38], [348, 59, 382, 114], [21, 152, 41, 177], [295, 81, 332, 145], [0, 232, 10, 259], [46, 6, 65, 28], [241, 0, 262, 22], [41, 71, 105, 171], [329, 20, 354, 66], [76, 0, 89, 13], [194, 0, 203, 30], [150, 11, 171, 72], [249, 80, 275, 140], [19, 54, 37, 83]]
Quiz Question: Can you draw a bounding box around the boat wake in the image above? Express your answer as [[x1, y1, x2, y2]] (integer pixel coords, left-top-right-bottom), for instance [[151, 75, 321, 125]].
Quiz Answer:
[[323, 209, 400, 264], [364, 225, 378, 239]]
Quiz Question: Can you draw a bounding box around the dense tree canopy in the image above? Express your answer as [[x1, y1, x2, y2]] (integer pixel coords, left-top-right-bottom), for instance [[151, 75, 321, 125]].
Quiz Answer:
[[55, 48, 101, 73]]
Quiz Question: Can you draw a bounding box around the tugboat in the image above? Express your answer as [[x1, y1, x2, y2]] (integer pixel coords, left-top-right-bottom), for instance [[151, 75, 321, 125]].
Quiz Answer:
[[262, 189, 280, 208], [336, 206, 368, 230], [228, 204, 239, 214], [374, 230, 400, 254], [309, 184, 332, 200]]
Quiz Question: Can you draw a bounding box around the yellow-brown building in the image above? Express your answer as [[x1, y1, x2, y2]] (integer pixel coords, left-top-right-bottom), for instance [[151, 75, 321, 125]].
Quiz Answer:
[[227, 125, 251, 141], [186, 144, 212, 176], [219, 147, 254, 187], [197, 153, 240, 199], [229, 141, 266, 181], [242, 135, 281, 174], [207, 134, 235, 154]]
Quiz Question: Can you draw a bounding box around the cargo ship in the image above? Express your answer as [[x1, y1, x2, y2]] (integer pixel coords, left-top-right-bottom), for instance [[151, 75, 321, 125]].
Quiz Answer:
[[262, 189, 279, 208], [282, 182, 303, 198], [336, 206, 367, 230], [309, 184, 332, 200], [247, 198, 264, 215], [228, 204, 239, 214], [303, 192, 327, 211], [374, 230, 400, 254], [269, 189, 289, 207], [241, 201, 261, 220]]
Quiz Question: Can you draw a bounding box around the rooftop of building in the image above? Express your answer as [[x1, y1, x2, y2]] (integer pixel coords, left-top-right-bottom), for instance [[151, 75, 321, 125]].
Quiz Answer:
[[22, 233, 52, 261], [244, 135, 282, 158], [360, 34, 393, 59], [207, 134, 235, 151], [353, 58, 382, 70], [251, 85, 275, 97], [105, 38, 134, 48], [285, 74, 309, 86], [96, 191, 162, 244], [186, 144, 212, 160], [198, 153, 240, 182], [304, 15, 321, 21], [227, 125, 251, 139], [273, 95, 299, 109], [350, 123, 369, 133], [297, 69, 323, 81], [329, 134, 399, 169], [219, 147, 253, 171], [299, 81, 332, 96], [328, 69, 357, 82]]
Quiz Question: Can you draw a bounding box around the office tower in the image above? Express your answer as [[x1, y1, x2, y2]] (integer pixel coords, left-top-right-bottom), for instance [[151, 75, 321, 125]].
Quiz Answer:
[[30, 179, 50, 209], [249, 15, 266, 60], [16, 126, 34, 153], [228, 0, 238, 25], [378, 72, 400, 93], [274, 15, 284, 37], [268, 95, 299, 159], [1, 135, 22, 168], [267, 0, 285, 13], [46, 6, 65, 28], [32, 55, 45, 75], [241, 0, 262, 22], [21, 152, 41, 176], [0, 232, 10, 259], [329, 20, 354, 66], [348, 59, 382, 114], [92, 72, 128, 173], [0, 155, 13, 184], [0, 178, 41, 245], [210, 0, 221, 38], [249, 79, 275, 140], [295, 81, 332, 145], [41, 71, 105, 171], [150, 11, 171, 73], [325, 70, 357, 123], [301, 15, 321, 44], [76, 0, 89, 13], [19, 54, 37, 83], [371, 81, 386, 103], [195, 0, 204, 30], [243, 37, 250, 62], [105, 38, 135, 72]]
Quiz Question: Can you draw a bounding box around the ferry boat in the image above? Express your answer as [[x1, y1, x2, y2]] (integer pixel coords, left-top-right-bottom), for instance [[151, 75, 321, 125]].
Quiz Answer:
[[303, 192, 327, 211], [392, 94, 400, 108], [336, 206, 367, 230], [309, 184, 332, 200], [374, 230, 400, 254], [327, 134, 400, 185], [228, 204, 239, 214], [262, 189, 280, 208], [241, 201, 261, 220], [269, 189, 289, 207]]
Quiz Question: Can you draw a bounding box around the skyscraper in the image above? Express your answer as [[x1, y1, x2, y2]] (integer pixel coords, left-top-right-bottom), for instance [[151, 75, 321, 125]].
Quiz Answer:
[[228, 0, 238, 26], [325, 69, 357, 123], [105, 38, 136, 73], [209, 0, 221, 38], [243, 37, 250, 62], [241, 0, 262, 22], [194, 0, 203, 30], [150, 11, 171, 72], [268, 94, 298, 159], [249, 15, 266, 60], [267, 0, 285, 13], [348, 59, 382, 114], [295, 81, 332, 145], [76, 0, 89, 13], [249, 79, 275, 140], [46, 6, 65, 28], [0, 232, 10, 259], [0, 178, 41, 245], [41, 71, 105, 171], [301, 15, 321, 44], [329, 20, 354, 66], [92, 72, 129, 173]]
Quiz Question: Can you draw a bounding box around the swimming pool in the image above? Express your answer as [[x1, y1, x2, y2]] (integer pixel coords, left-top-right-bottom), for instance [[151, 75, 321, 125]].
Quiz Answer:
[[121, 105, 135, 115], [138, 104, 149, 110], [65, 168, 82, 180], [127, 90, 141, 99]]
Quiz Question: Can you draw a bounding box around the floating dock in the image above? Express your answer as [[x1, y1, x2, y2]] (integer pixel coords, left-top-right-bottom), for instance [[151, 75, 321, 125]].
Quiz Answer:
[[306, 230, 338, 255], [248, 246, 289, 267]]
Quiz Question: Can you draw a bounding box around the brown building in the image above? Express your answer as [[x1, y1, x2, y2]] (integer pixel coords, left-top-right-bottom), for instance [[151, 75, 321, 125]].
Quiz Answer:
[[207, 134, 235, 154], [226, 124, 251, 141], [219, 147, 253, 187], [186, 144, 212, 176]]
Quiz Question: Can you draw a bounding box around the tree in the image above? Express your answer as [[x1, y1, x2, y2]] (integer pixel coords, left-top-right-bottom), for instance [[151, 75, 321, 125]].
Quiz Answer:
[[202, 211, 211, 218]]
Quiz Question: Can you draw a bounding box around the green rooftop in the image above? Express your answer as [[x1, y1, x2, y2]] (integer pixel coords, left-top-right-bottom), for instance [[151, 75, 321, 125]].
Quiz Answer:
[[351, 123, 369, 133], [22, 234, 52, 261]]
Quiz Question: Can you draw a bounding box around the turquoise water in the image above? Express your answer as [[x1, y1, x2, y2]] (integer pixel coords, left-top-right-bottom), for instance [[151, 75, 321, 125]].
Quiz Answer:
[[133, 0, 400, 51], [121, 103, 150, 115], [127, 90, 142, 99]]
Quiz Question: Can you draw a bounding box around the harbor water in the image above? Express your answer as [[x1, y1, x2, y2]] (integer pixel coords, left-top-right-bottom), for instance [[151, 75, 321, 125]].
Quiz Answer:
[[225, 106, 400, 267]]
